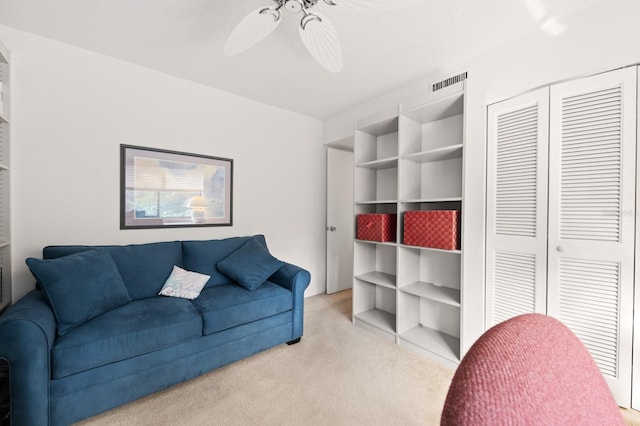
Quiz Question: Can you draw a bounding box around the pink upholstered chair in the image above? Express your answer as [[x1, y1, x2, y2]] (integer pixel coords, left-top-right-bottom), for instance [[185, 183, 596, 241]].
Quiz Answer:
[[441, 313, 624, 425]]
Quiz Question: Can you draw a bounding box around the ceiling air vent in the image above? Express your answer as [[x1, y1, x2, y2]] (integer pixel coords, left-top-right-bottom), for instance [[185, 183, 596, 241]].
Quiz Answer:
[[432, 71, 468, 92]]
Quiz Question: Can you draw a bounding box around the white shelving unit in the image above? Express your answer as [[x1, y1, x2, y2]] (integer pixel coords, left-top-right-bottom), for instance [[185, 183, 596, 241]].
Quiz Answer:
[[0, 39, 10, 314], [352, 84, 465, 368], [352, 109, 399, 341]]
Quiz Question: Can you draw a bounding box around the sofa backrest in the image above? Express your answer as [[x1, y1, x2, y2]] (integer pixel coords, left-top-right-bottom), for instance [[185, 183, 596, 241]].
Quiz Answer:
[[43, 241, 183, 300], [182, 234, 267, 289], [41, 235, 270, 298]]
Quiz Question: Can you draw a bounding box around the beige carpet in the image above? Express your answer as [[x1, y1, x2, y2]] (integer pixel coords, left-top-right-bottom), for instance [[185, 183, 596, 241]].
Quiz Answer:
[[75, 290, 454, 425]]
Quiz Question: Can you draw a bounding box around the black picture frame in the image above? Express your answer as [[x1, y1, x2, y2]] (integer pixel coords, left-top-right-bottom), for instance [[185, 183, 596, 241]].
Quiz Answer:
[[120, 144, 233, 229]]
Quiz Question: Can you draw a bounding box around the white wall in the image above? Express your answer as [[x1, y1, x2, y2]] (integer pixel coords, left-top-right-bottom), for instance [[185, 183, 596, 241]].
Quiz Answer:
[[0, 25, 326, 301], [323, 0, 640, 354]]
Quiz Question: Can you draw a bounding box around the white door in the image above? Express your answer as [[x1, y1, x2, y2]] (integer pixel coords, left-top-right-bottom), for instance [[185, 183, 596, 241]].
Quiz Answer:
[[485, 87, 549, 327], [326, 148, 354, 294], [547, 67, 636, 406]]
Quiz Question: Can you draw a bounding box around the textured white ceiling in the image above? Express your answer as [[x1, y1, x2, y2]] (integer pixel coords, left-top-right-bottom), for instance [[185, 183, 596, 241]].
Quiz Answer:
[[0, 0, 604, 119]]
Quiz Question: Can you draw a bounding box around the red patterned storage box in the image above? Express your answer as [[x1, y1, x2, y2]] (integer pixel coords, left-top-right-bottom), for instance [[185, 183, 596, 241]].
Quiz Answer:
[[357, 214, 397, 242], [403, 210, 459, 250]]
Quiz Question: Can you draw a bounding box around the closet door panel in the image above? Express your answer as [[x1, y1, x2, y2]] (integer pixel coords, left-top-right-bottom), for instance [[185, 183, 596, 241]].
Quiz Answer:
[[547, 67, 636, 406], [486, 88, 549, 327]]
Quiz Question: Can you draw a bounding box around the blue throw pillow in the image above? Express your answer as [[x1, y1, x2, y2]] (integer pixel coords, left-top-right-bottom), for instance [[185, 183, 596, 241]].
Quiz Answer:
[[217, 237, 284, 291], [26, 249, 131, 336]]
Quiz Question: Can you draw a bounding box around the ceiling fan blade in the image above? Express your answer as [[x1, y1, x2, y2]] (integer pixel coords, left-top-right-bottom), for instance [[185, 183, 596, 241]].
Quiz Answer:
[[330, 0, 424, 11], [223, 7, 282, 56], [299, 12, 343, 73]]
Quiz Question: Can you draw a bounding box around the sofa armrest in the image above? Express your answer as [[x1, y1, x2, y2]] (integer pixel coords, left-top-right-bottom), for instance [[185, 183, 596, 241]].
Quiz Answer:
[[269, 263, 311, 340], [0, 290, 56, 425]]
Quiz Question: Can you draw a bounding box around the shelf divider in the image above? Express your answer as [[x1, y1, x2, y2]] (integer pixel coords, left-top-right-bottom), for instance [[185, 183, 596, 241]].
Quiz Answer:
[[400, 281, 460, 307], [356, 156, 399, 170], [355, 271, 396, 289], [402, 144, 462, 163]]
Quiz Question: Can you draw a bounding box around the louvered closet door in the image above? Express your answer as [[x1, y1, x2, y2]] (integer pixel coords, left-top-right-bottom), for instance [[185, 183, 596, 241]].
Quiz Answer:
[[486, 88, 549, 327], [547, 67, 636, 406]]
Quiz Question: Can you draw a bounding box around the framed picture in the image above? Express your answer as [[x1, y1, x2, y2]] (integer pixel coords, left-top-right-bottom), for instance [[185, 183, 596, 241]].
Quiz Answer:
[[120, 145, 233, 229]]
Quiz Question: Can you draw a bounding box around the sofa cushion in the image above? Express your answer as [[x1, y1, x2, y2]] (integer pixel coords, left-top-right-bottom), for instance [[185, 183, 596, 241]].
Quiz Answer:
[[191, 282, 292, 335], [43, 241, 183, 300], [159, 266, 210, 299], [26, 250, 131, 336], [182, 235, 268, 289], [217, 238, 284, 291], [51, 296, 202, 379]]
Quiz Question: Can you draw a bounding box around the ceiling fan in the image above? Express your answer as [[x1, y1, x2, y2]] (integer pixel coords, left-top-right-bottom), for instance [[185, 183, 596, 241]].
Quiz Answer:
[[223, 0, 423, 73]]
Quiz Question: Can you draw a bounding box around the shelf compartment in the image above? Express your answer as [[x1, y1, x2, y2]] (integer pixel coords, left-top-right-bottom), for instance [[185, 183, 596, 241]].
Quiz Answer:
[[357, 113, 398, 137], [402, 144, 462, 163], [400, 106, 463, 157], [397, 246, 460, 293], [353, 278, 396, 335], [355, 165, 398, 203], [403, 92, 464, 125], [399, 325, 460, 362], [397, 291, 460, 361], [401, 281, 460, 307], [398, 157, 462, 201], [354, 241, 397, 277], [355, 117, 399, 165], [354, 309, 396, 335], [356, 271, 396, 289]]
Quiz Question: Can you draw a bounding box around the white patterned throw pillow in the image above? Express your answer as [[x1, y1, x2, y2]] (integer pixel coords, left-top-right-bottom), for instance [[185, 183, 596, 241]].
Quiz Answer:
[[159, 266, 210, 300]]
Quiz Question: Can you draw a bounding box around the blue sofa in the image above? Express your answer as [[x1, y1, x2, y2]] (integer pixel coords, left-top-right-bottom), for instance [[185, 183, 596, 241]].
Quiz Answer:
[[0, 235, 311, 425]]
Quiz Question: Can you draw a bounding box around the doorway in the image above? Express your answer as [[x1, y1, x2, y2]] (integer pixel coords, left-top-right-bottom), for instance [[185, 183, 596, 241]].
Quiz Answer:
[[326, 147, 354, 294]]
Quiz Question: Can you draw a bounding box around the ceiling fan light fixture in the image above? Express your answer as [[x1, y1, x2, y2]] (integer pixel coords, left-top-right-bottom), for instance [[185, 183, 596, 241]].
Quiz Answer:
[[284, 0, 304, 13], [299, 11, 343, 73], [223, 6, 282, 56], [227, 0, 420, 72]]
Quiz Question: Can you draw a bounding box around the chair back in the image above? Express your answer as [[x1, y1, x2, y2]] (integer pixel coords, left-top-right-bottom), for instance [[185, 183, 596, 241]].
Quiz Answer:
[[441, 313, 624, 425]]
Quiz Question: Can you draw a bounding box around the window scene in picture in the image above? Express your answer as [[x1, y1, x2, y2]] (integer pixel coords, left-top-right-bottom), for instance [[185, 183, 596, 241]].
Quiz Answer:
[[121, 145, 232, 228], [130, 158, 225, 222]]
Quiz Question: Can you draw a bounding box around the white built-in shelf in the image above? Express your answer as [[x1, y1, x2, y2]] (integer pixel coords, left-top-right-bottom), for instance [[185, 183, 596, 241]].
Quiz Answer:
[[400, 282, 460, 307], [398, 244, 461, 254], [355, 309, 396, 334], [356, 239, 397, 247], [353, 82, 465, 367], [356, 200, 398, 205], [356, 271, 396, 289], [403, 144, 463, 163], [0, 37, 10, 314], [357, 113, 398, 137], [400, 325, 460, 361], [403, 92, 464, 124], [357, 156, 399, 170], [400, 197, 462, 204]]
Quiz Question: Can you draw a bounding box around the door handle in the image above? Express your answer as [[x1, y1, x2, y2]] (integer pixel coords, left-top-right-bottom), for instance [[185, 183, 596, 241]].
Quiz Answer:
[[326, 226, 336, 232]]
